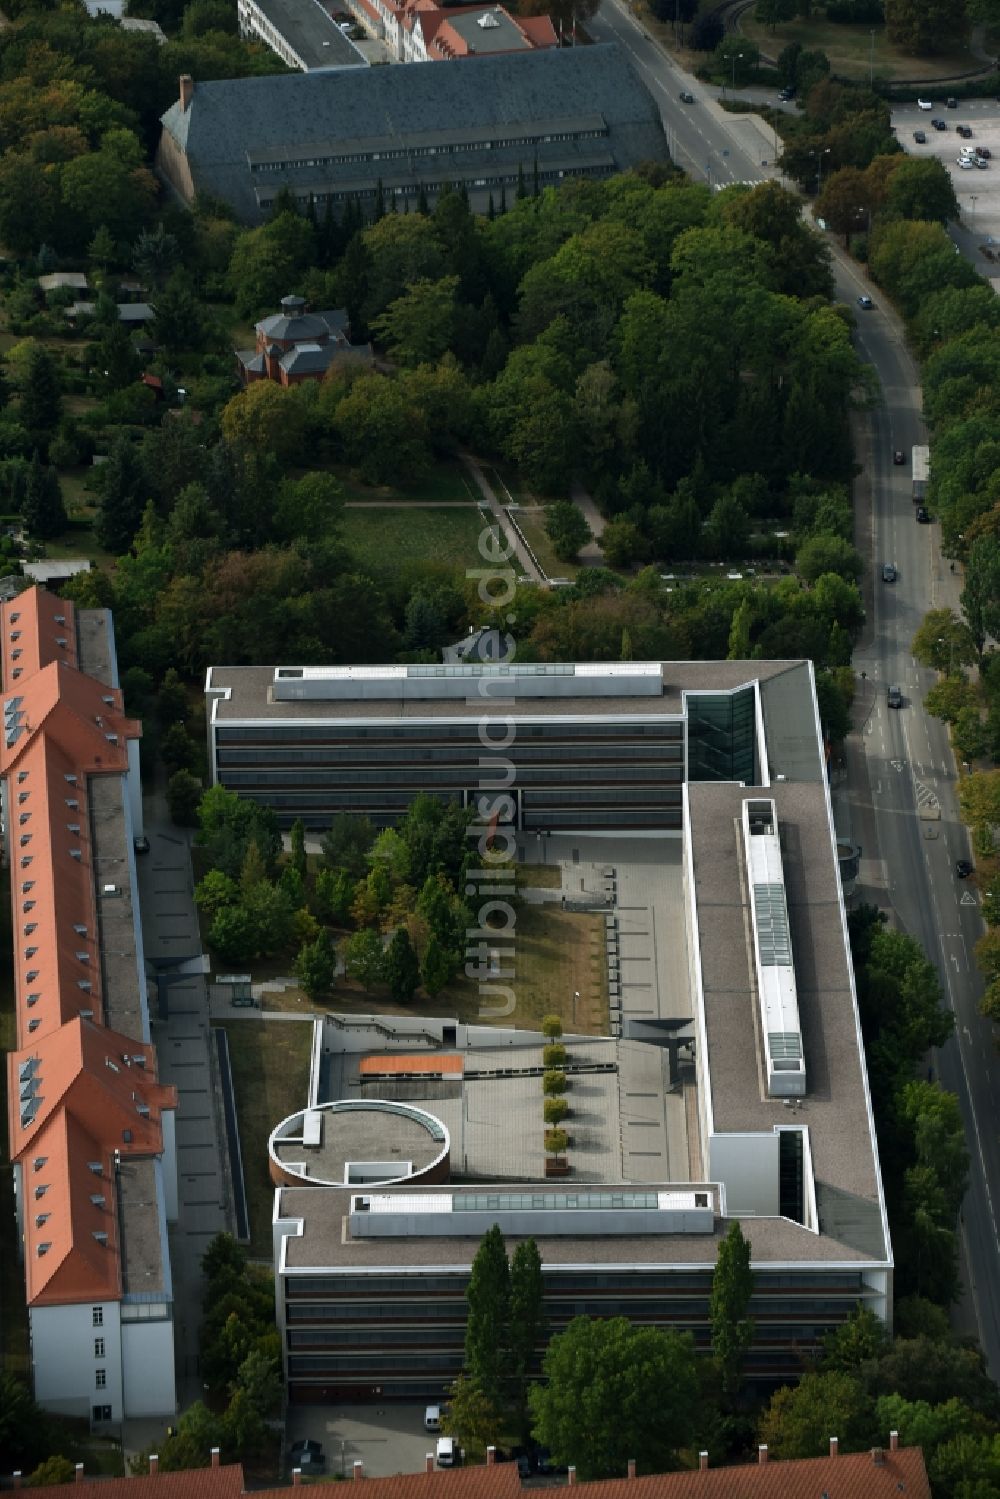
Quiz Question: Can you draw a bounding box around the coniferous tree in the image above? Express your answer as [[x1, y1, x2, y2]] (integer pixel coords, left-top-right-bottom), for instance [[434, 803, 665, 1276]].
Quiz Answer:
[[464, 1225, 511, 1406], [19, 344, 62, 439], [709, 1220, 754, 1396], [509, 1239, 545, 1437], [383, 927, 419, 1002], [95, 431, 148, 554], [22, 451, 67, 540]]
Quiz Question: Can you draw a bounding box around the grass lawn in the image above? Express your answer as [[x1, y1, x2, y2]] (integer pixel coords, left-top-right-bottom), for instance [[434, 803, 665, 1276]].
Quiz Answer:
[[219, 1018, 314, 1259], [517, 862, 563, 889], [339, 505, 489, 573], [515, 506, 581, 581], [737, 12, 983, 79]]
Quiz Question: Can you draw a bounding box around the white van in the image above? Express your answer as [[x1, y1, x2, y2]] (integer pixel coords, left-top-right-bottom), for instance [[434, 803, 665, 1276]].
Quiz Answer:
[[424, 1406, 441, 1432], [436, 1437, 456, 1468]]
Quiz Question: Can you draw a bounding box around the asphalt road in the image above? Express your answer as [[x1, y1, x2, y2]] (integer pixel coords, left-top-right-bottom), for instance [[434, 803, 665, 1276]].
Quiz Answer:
[[849, 303, 1000, 1377], [587, 0, 1000, 1373]]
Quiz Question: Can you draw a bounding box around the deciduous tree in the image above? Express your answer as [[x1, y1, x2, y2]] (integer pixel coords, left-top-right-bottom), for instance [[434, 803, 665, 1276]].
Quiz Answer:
[[529, 1317, 699, 1478], [710, 1221, 754, 1395]]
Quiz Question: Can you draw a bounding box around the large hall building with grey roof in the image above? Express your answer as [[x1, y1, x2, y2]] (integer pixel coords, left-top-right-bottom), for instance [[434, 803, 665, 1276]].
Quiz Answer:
[[155, 44, 667, 222], [204, 656, 893, 1402]]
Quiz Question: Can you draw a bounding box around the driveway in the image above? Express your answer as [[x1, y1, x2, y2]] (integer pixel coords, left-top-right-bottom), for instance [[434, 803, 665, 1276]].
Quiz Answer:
[[285, 1404, 441, 1479]]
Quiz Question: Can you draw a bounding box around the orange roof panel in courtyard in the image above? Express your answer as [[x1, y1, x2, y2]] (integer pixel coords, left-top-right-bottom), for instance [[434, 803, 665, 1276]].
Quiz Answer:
[[359, 1054, 464, 1075]]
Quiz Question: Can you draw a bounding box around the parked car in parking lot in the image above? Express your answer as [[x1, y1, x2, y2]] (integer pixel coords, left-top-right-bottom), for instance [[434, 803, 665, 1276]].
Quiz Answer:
[[289, 1441, 325, 1475], [917, 97, 933, 109], [932, 118, 947, 130], [957, 124, 973, 138], [976, 145, 992, 159], [976, 155, 989, 167], [947, 96, 958, 107], [958, 155, 976, 168], [913, 129, 927, 142]]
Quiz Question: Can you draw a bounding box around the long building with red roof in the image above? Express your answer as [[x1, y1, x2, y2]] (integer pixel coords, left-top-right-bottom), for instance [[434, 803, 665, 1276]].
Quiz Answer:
[[2, 586, 177, 1426]]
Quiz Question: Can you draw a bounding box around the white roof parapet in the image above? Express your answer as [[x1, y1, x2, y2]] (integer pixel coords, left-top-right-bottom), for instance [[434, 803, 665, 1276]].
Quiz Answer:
[[271, 661, 665, 702], [742, 798, 805, 1098]]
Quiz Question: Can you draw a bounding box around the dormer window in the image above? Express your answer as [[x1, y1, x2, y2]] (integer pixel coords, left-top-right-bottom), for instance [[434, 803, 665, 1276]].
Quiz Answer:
[[35, 1185, 48, 1199], [78, 980, 92, 992], [10, 612, 19, 622], [17, 772, 27, 783], [76, 952, 89, 963], [69, 850, 82, 860], [26, 994, 39, 1007], [54, 615, 65, 624], [88, 1162, 102, 1175], [65, 774, 77, 785], [12, 669, 22, 680], [19, 835, 31, 847], [24, 947, 38, 958], [33, 1157, 47, 1171], [36, 1243, 51, 1257], [25, 971, 38, 982], [67, 824, 80, 834], [11, 649, 21, 660], [23, 901, 35, 912], [18, 793, 28, 804], [66, 799, 79, 810], [21, 858, 32, 869], [23, 923, 37, 935], [21, 882, 34, 893], [35, 1214, 49, 1227], [90, 1194, 105, 1208], [73, 925, 87, 936], [18, 813, 30, 825], [27, 1019, 41, 1033]]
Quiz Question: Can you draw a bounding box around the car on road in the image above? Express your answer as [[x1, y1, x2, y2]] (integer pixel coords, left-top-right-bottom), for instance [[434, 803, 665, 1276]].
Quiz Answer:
[[947, 96, 958, 107], [888, 685, 903, 709], [932, 118, 947, 130], [917, 97, 933, 109], [881, 562, 897, 582], [916, 505, 931, 522], [133, 834, 150, 854], [679, 91, 695, 103], [858, 293, 874, 309], [289, 1441, 325, 1474], [956, 859, 974, 879], [778, 85, 796, 100], [893, 449, 906, 464], [913, 129, 927, 142]]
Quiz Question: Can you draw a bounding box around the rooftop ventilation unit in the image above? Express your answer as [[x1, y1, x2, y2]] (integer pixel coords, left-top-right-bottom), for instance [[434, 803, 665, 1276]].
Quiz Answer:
[[477, 11, 500, 24], [742, 799, 805, 1098]]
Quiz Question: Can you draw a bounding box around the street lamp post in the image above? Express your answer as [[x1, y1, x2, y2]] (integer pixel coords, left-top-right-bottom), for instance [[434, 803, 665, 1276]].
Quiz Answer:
[[869, 28, 876, 86], [731, 50, 744, 93], [969, 193, 979, 231]]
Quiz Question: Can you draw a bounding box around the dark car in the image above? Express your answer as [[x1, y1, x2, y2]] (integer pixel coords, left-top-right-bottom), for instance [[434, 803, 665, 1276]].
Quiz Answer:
[[957, 124, 973, 138], [516, 1456, 532, 1480], [956, 859, 974, 879], [858, 294, 874, 309], [893, 449, 905, 464], [916, 506, 931, 522], [290, 1441, 325, 1473], [133, 834, 150, 854], [932, 118, 947, 130], [888, 685, 903, 709], [913, 129, 927, 142], [778, 85, 796, 100], [881, 562, 897, 583], [946, 96, 958, 107], [679, 90, 695, 103], [976, 145, 992, 159]]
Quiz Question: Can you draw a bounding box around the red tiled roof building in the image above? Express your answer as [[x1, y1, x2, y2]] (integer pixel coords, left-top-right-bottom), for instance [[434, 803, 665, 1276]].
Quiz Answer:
[[2, 587, 178, 1426]]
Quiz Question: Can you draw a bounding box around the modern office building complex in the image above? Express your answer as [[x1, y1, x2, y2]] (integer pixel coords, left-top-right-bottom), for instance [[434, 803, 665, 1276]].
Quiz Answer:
[[206, 659, 814, 832], [1, 587, 177, 1425], [232, 657, 893, 1402]]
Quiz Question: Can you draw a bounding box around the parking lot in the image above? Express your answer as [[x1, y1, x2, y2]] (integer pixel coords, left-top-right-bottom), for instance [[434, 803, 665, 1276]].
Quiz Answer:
[[893, 97, 1000, 249], [284, 1403, 447, 1480]]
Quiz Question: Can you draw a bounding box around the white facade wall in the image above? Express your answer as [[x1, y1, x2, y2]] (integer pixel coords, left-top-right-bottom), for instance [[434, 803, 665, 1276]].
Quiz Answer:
[[30, 1301, 123, 1421], [122, 1315, 176, 1417]]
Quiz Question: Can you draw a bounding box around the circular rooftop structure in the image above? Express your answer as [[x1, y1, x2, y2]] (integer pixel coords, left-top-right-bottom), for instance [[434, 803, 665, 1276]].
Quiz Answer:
[[268, 1098, 450, 1189]]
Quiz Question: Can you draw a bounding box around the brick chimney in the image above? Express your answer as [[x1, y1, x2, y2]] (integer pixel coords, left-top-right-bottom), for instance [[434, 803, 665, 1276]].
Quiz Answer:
[[699, 1453, 709, 1472], [149, 1456, 159, 1476], [75, 1465, 84, 1484], [354, 1461, 365, 1481], [486, 1447, 496, 1467], [830, 1437, 839, 1458], [872, 1448, 884, 1467], [890, 1431, 899, 1452], [567, 1468, 577, 1486], [210, 1449, 220, 1469], [425, 1456, 434, 1475], [13, 1474, 22, 1490], [293, 1471, 302, 1487], [758, 1445, 768, 1465], [179, 74, 194, 111], [627, 1459, 636, 1480]]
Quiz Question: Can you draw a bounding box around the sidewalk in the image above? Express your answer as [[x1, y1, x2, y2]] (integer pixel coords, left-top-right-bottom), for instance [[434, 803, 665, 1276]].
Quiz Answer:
[[570, 478, 606, 567], [459, 453, 542, 582]]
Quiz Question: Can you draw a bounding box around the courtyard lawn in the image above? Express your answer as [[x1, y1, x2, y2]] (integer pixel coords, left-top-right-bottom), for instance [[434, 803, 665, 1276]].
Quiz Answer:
[[219, 1018, 314, 1258], [515, 506, 582, 581], [333, 462, 478, 505], [339, 504, 489, 573]]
